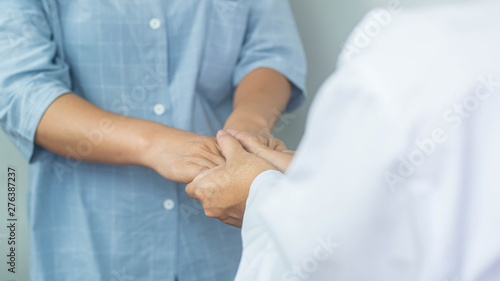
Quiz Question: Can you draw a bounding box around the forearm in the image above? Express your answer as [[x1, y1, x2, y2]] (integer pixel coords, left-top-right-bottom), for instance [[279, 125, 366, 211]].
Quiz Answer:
[[224, 68, 292, 133], [35, 93, 164, 168]]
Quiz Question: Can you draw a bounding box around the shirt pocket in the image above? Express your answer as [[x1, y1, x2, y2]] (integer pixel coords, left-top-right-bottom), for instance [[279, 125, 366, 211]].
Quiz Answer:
[[196, 0, 249, 103]]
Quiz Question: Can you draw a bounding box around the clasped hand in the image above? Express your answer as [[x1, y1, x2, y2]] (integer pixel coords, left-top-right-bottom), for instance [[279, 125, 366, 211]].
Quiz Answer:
[[147, 127, 293, 227], [185, 130, 294, 228]]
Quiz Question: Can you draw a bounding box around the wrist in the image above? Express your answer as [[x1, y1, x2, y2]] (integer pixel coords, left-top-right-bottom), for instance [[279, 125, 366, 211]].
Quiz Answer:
[[135, 122, 174, 170], [224, 111, 271, 134]]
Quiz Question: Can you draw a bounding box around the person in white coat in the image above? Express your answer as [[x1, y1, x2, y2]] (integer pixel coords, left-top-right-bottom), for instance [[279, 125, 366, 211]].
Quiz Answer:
[[186, 1, 500, 280]]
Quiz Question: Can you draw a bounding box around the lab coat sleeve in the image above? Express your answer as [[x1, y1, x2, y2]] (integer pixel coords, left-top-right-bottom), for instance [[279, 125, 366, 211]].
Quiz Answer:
[[0, 0, 72, 162], [235, 170, 289, 281], [233, 0, 307, 113]]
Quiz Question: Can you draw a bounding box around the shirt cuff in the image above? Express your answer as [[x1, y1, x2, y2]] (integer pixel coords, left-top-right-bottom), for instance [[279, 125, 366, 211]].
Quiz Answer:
[[22, 85, 71, 162]]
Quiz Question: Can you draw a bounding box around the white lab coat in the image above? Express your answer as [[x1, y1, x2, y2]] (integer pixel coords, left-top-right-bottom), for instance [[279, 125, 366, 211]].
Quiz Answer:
[[235, 1, 500, 281]]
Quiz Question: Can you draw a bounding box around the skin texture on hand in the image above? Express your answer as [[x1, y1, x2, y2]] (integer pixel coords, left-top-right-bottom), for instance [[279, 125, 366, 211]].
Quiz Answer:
[[187, 68, 293, 227], [227, 130, 294, 173], [186, 130, 278, 228], [35, 68, 291, 185], [145, 128, 225, 184], [253, 130, 288, 152], [35, 93, 224, 184]]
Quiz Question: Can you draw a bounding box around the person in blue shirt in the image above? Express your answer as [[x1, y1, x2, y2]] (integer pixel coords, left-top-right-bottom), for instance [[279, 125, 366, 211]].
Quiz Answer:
[[0, 0, 306, 280]]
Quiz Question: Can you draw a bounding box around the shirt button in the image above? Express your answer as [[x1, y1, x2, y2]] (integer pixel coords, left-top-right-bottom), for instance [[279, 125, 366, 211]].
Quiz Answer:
[[163, 199, 175, 211], [153, 104, 165, 115], [149, 18, 161, 30]]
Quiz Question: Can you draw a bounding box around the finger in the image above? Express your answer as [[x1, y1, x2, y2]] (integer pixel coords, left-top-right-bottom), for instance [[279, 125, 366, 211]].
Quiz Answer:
[[181, 163, 210, 184], [189, 155, 219, 170], [185, 167, 215, 199], [216, 130, 246, 160], [208, 151, 226, 166], [232, 131, 267, 155], [226, 129, 239, 136], [198, 145, 225, 166], [273, 139, 288, 151], [257, 132, 272, 147], [185, 179, 200, 199], [265, 150, 293, 172], [220, 217, 243, 228], [206, 139, 226, 165], [257, 131, 287, 151]]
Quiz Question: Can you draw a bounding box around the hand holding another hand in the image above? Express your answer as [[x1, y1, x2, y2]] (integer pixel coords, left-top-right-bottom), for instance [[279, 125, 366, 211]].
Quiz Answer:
[[145, 128, 225, 184], [227, 130, 294, 173], [251, 129, 288, 152], [186, 130, 278, 227]]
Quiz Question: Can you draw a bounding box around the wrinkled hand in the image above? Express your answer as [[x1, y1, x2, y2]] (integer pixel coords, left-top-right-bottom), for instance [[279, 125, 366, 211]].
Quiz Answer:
[[223, 119, 287, 151], [254, 130, 288, 151], [227, 130, 295, 173], [186, 130, 277, 227], [148, 128, 225, 184]]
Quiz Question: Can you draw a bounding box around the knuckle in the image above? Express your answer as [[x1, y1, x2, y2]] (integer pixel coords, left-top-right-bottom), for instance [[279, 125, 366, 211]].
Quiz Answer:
[[197, 138, 214, 150], [204, 208, 221, 218], [193, 187, 205, 200], [185, 184, 194, 195], [242, 134, 261, 147], [195, 165, 209, 175], [257, 130, 270, 138], [237, 131, 252, 141]]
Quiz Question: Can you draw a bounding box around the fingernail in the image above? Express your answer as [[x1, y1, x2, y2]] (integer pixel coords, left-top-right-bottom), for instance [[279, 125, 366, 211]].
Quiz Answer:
[[226, 129, 238, 136], [217, 130, 228, 136]]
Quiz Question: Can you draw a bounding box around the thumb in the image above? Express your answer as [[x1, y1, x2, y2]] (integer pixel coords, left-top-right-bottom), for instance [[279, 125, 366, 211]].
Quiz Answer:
[[217, 130, 245, 160], [230, 131, 267, 155]]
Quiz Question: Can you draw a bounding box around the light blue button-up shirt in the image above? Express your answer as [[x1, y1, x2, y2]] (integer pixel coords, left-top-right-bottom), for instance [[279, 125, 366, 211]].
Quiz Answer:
[[0, 0, 306, 280]]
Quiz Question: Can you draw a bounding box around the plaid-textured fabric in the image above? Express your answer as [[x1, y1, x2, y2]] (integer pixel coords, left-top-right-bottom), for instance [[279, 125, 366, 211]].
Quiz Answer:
[[0, 0, 306, 280]]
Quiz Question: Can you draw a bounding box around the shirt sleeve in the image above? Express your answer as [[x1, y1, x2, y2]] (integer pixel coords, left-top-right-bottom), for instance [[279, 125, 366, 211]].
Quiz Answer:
[[0, 0, 72, 162], [233, 0, 307, 113]]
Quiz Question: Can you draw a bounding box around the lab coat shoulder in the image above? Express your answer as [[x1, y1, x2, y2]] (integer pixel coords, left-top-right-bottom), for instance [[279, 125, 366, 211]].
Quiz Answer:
[[338, 6, 446, 65], [336, 4, 482, 132]]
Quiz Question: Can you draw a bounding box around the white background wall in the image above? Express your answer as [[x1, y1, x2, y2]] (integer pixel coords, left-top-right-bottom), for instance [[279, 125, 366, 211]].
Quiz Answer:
[[0, 0, 471, 279]]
